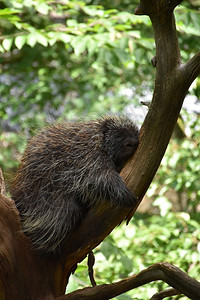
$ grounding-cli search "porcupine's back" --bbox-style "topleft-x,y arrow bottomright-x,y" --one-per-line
11,116 -> 139,254
11,121 -> 104,253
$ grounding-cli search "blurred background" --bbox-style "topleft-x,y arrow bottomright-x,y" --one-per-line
0,0 -> 200,299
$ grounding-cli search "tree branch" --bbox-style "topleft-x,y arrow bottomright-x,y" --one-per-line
135,0 -> 183,16
150,288 -> 181,300
182,51 -> 200,85
122,0 -> 185,215
56,263 -> 200,300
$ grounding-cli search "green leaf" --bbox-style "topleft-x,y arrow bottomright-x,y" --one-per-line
35,2 -> 50,15
86,37 -> 97,57
66,19 -> 78,27
0,8 -> 20,15
35,32 -> 48,47
113,48 -> 129,63
2,38 -> 13,51
138,38 -> 154,50
82,6 -> 104,17
15,35 -> 27,50
153,196 -> 172,217
58,33 -> 72,44
120,255 -> 133,272
27,33 -> 37,47
71,36 -> 88,56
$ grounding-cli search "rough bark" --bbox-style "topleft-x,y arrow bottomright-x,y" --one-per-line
0,0 -> 200,299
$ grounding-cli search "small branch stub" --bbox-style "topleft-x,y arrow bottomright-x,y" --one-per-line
87,250 -> 96,287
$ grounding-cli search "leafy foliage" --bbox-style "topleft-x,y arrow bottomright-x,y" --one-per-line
0,1 -> 200,298
0,1 -> 199,130
149,112 -> 200,214
68,210 -> 200,299
0,0 -> 153,126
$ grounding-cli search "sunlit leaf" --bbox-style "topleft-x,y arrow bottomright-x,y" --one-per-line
71,36 -> 88,56
35,2 -> 50,15
35,32 -> 48,47
153,196 -> 172,217
0,8 -> 20,15
2,38 -> 13,51
27,33 -> 37,47
15,35 -> 26,49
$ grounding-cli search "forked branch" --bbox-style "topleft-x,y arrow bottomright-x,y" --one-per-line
56,263 -> 200,300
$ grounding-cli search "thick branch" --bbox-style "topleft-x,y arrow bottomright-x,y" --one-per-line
122,0 -> 185,213
56,263 -> 200,300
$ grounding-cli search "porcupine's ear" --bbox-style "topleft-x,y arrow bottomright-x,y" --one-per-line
100,117 -> 114,135
101,119 -> 109,135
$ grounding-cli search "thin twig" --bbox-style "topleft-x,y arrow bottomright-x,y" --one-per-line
150,288 -> 181,300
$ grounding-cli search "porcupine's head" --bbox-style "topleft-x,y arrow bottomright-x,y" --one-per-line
101,116 -> 139,172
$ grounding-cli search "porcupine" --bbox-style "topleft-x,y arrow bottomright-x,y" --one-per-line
11,116 -> 139,254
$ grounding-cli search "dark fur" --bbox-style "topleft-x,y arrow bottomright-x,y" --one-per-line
11,116 -> 139,254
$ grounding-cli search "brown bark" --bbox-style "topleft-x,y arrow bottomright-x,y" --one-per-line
0,0 -> 200,299
0,192 -> 61,299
